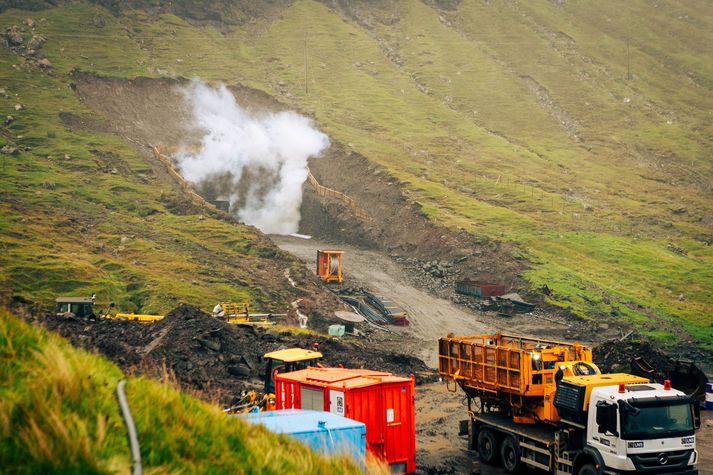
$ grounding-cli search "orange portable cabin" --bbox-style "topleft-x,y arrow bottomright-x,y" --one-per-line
275,367 -> 416,474
316,250 -> 343,283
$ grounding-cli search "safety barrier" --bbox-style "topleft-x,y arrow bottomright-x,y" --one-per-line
151,145 -> 216,210
307,172 -> 370,220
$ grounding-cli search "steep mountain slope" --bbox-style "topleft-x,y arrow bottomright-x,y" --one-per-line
1,0 -> 711,346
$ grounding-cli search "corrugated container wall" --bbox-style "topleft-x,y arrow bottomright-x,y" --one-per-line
275,368 -> 416,474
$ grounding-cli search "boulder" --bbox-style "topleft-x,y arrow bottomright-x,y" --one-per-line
37,58 -> 52,69
93,15 -> 106,28
5,26 -> 23,46
26,35 -> 46,52
1,145 -> 19,155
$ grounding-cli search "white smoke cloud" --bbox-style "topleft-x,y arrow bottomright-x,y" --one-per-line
176,80 -> 330,235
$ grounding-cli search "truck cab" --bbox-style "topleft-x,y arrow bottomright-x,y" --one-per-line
586,382 -> 698,474
55,296 -> 96,318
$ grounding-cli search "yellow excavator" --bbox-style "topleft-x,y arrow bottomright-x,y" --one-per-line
55,296 -> 163,323
226,348 -> 324,413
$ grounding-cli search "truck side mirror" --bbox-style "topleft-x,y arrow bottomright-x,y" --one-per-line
693,401 -> 701,429
596,400 -> 619,437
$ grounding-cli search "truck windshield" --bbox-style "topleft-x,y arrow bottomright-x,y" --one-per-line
621,400 -> 694,440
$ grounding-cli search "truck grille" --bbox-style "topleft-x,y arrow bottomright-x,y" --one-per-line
630,449 -> 693,473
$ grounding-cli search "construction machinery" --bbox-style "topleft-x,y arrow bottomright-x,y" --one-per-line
55,296 -> 97,318
212,302 -> 280,326
316,250 -> 343,283
55,296 -> 164,323
439,333 -> 700,474
226,348 -> 324,413
109,313 -> 164,323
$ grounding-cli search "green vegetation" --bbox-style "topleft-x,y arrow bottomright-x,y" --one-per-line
0,5 -> 304,314
0,0 -> 711,345
0,309 -> 374,473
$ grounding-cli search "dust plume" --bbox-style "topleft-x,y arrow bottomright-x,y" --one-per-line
176,80 -> 330,234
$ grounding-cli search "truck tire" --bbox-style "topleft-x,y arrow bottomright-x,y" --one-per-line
500,436 -> 522,473
578,464 -> 597,475
477,428 -> 499,465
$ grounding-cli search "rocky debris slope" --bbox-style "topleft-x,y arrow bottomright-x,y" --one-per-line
40,304 -> 435,405
593,338 -> 709,400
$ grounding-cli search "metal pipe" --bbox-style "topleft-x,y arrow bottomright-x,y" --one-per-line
116,379 -> 143,475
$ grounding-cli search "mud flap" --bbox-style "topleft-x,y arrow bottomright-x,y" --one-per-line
467,419 -> 477,451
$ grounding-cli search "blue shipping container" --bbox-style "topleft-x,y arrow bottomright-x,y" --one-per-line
239,409 -> 366,464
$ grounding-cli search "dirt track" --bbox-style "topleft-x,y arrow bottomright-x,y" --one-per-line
272,235 -> 492,367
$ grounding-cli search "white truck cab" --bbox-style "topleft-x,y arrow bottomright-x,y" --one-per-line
588,382 -> 698,474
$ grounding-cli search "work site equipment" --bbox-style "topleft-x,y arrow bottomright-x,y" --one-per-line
107,313 -> 164,323
225,348 -> 324,414
316,250 -> 343,283
213,302 -> 282,326
439,332 -> 700,475
338,289 -> 408,327
56,297 -> 163,323
240,410 -> 367,465
55,296 -> 96,318
275,367 -> 416,474
439,332 -> 597,424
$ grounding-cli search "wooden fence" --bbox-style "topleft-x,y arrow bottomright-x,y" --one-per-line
152,145 -> 216,211
307,172 -> 370,220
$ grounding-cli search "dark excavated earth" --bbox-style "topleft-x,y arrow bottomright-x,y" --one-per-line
39,304 -> 436,405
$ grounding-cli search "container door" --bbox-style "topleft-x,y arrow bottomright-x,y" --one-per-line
329,390 -> 346,416
300,386 -> 325,411
384,383 -> 416,474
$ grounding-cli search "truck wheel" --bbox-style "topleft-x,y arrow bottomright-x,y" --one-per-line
500,436 -> 522,473
578,464 -> 597,475
476,428 -> 499,465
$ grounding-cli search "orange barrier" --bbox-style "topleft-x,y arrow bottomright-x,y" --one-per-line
151,145 -> 217,211
307,172 -> 369,220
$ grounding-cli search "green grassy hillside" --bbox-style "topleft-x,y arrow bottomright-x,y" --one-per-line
0,4 -> 323,314
1,0 -> 711,345
0,309 -> 373,473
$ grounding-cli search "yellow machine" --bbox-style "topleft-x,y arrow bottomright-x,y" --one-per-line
316,250 -> 343,283
215,302 -> 276,326
438,333 -> 700,475
226,348 -> 323,413
438,332 -> 613,424
109,313 -> 164,323
55,297 -> 163,323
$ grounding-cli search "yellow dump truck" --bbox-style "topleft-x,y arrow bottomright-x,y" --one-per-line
439,333 -> 700,474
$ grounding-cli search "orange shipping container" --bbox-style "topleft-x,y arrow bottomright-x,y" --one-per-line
275,367 -> 416,474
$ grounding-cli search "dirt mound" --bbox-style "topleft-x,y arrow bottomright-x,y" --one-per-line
593,339 -> 709,400
40,304 -> 435,404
